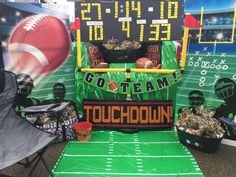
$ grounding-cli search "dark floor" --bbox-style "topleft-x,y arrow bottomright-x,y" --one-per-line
189,144 -> 236,177
1,142 -> 236,177
0,142 -> 66,177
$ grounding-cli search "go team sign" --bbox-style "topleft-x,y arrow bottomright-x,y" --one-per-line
83,100 -> 173,129
75,0 -> 184,41
83,71 -> 182,94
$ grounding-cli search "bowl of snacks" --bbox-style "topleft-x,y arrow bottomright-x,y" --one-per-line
103,38 -> 143,63
176,106 -> 225,153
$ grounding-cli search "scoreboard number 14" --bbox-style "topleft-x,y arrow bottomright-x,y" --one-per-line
78,0 -> 182,41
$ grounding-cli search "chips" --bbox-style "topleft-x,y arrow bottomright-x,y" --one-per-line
103,38 -> 141,50
176,106 -> 225,138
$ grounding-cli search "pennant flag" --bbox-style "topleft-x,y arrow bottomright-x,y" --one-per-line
83,73 -> 96,86
70,18 -> 80,31
185,14 -> 202,28
132,82 -> 144,94
107,81 -> 118,93
82,72 -> 181,94
118,82 -> 130,94
94,77 -> 107,90
145,80 -> 157,93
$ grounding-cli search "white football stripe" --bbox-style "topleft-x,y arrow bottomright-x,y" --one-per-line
9,43 -> 49,66
145,61 -> 153,68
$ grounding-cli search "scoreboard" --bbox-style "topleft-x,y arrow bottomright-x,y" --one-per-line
75,0 -> 184,42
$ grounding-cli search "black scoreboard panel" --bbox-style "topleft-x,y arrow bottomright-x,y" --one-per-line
75,0 -> 184,42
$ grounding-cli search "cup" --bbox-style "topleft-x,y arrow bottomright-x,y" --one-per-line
74,122 -> 92,142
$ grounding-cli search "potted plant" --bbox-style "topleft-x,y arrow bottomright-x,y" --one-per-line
176,106 -> 225,153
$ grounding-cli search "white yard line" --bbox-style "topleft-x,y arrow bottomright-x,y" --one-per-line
69,141 -> 179,144
63,154 -> 192,158
53,172 -> 203,176
187,54 -> 236,58
93,131 -> 176,133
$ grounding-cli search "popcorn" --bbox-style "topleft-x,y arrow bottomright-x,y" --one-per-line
176,105 -> 224,138
103,38 -> 141,50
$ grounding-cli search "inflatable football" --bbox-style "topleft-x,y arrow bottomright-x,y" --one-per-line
135,57 -> 154,69
8,15 -> 71,74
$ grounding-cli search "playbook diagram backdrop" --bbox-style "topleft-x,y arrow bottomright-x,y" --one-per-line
0,2 -> 76,112
176,0 -> 236,140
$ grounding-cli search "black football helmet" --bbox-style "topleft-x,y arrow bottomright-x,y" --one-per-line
188,90 -> 205,107
16,73 -> 34,96
215,78 -> 235,100
53,83 -> 66,101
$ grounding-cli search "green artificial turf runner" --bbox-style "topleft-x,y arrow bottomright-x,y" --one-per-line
52,131 -> 204,177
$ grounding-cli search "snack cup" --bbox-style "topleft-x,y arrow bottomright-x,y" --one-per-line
74,122 -> 92,142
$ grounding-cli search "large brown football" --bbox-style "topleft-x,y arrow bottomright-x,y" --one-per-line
135,57 -> 154,69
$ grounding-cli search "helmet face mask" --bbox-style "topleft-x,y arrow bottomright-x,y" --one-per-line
53,83 -> 66,101
188,90 -> 205,108
189,95 -> 205,107
17,85 -> 32,95
16,74 -> 34,96
215,78 -> 235,101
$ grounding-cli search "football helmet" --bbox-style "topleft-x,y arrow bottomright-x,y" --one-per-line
53,83 -> 66,101
188,90 -> 205,107
215,78 -> 235,100
16,73 -> 34,96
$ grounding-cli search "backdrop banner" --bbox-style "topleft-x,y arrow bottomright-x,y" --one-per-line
83,70 -> 182,94
177,0 -> 236,141
0,2 -> 76,116
83,99 -> 173,129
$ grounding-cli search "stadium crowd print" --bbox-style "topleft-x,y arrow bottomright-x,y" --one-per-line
0,2 -> 76,115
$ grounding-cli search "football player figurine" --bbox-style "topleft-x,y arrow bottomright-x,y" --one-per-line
214,78 -> 236,119
13,73 -> 40,114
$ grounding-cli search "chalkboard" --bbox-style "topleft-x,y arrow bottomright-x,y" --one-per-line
75,0 -> 184,42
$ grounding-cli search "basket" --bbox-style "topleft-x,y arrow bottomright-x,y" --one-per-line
219,117 -> 236,140
103,48 -> 144,64
176,127 -> 223,153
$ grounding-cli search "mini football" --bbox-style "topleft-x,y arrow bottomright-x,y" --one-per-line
8,15 -> 71,74
135,57 -> 154,69
108,81 -> 118,92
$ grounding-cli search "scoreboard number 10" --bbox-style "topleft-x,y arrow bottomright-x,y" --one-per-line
89,25 -> 104,41
79,0 -> 181,41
